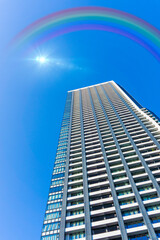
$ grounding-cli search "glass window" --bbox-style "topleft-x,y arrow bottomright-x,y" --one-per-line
41,234 -> 59,240
142,195 -> 157,201
52,173 -> 65,179
70,210 -> 84,216
48,193 -> 63,201
69,232 -> 85,240
49,186 -> 63,193
45,211 -> 61,220
47,202 -> 62,210
54,162 -> 65,167
151,216 -> 160,223
42,222 -> 60,232
146,205 -> 160,211
53,167 -> 65,174
55,158 -> 66,163
125,221 -> 144,229
128,234 -> 149,240
70,220 -> 84,227
117,190 -> 132,196
122,209 -> 139,216
51,179 -> 64,186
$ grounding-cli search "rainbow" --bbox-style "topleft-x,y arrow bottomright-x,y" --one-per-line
9,6 -> 160,61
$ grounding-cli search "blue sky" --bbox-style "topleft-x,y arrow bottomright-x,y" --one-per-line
0,0 -> 160,239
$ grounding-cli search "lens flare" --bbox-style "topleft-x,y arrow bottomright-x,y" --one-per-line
36,56 -> 47,63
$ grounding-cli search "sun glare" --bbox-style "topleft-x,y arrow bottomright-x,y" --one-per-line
36,56 -> 47,63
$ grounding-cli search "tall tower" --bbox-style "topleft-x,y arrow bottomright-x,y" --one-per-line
41,81 -> 160,240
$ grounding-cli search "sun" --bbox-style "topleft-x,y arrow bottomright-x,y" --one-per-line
36,56 -> 48,64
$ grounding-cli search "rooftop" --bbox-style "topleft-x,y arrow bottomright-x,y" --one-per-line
68,80 -> 114,92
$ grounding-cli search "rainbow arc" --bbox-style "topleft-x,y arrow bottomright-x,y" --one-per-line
9,6 -> 160,61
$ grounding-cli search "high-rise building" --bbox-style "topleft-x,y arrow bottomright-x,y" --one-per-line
41,81 -> 160,240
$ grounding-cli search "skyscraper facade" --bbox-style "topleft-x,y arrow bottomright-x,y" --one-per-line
41,81 -> 160,240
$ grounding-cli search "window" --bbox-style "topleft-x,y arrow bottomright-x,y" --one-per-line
142,195 -> 157,201
47,202 -> 62,210
146,205 -> 160,211
48,193 -> 63,201
41,234 -> 59,240
42,222 -> 60,232
122,209 -> 139,216
70,191 -> 83,197
45,211 -> 61,220
151,216 -> 160,223
51,179 -> 64,186
69,232 -> 85,239
119,199 -> 135,206
125,220 -> 144,229
53,167 -> 65,174
117,190 -> 132,196
49,186 -> 63,193
156,231 -> 160,237
52,173 -> 65,179
70,209 -> 84,216
70,220 -> 84,227
54,162 -> 65,167
128,234 -> 149,240
70,200 -> 83,206
138,186 -> 153,192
